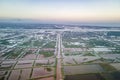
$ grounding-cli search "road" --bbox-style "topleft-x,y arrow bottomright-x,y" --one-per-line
56,33 -> 63,80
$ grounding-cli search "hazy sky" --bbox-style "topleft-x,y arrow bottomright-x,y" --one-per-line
0,0 -> 120,23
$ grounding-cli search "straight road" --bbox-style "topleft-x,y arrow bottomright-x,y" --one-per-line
56,33 -> 63,80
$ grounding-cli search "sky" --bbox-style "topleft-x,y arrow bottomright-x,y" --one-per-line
0,0 -> 120,25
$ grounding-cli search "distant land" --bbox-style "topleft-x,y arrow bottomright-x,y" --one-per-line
0,19 -> 120,29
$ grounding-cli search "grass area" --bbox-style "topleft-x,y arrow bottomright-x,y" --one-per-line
17,35 -> 27,39
64,51 -> 82,56
64,51 -> 94,56
33,40 -> 41,46
107,31 -> 120,36
42,41 -> 56,48
64,73 -> 105,80
7,48 -> 23,59
110,71 -> 120,80
99,63 -> 116,71
39,51 -> 54,57
0,76 -> 5,80
83,52 -> 95,56
25,50 -> 33,54
20,40 -> 32,46
86,39 -> 114,47
63,42 -> 83,48
0,66 -> 12,70
63,38 -> 84,43
45,67 -> 52,72
112,46 -> 120,54
21,49 -> 34,58
2,49 -> 16,58
33,40 -> 46,47
36,63 -> 45,66
0,39 -> 10,45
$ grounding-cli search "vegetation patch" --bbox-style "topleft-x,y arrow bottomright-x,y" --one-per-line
64,73 -> 105,80
39,51 -> 54,57
99,63 -> 116,71
42,41 -> 56,48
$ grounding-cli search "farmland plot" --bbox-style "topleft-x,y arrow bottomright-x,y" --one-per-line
110,63 -> 120,70
64,74 -> 105,80
1,60 -> 16,70
19,69 -> 31,80
35,59 -> 55,66
38,77 -> 54,80
21,49 -> 37,60
15,60 -> 33,69
31,67 -> 54,78
63,57 -> 76,65
8,70 -> 20,80
64,64 -> 104,75
35,60 -> 48,66
74,56 -> 99,64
